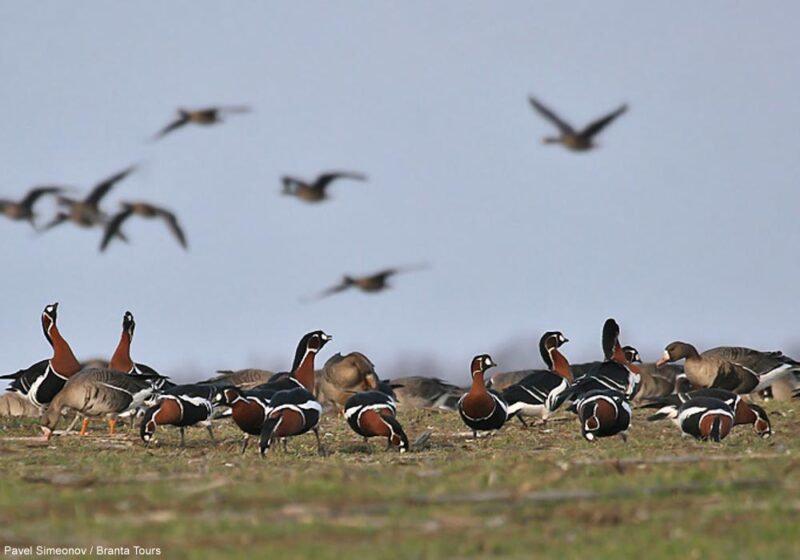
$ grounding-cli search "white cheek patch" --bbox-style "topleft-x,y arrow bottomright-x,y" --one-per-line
662,350 -> 670,361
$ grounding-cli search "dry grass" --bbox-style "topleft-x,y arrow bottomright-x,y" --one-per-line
1,402 -> 799,559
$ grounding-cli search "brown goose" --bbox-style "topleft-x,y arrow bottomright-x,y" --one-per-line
0,187 -> 63,228
390,376 -> 465,410
317,352 -> 378,411
41,166 -> 135,233
621,347 -> 681,404
281,171 -> 366,203
100,201 -> 187,251
41,368 -> 159,440
153,106 -> 251,140
198,369 -> 276,390
656,342 -> 799,394
306,265 -> 427,300
528,96 -> 627,151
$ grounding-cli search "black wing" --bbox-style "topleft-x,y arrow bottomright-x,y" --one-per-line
20,187 -> 63,209
156,208 -> 188,249
100,208 -> 135,251
308,279 -> 353,300
579,104 -> 628,139
313,172 -> 367,192
154,114 -> 190,140
86,166 -> 135,206
528,97 -> 575,135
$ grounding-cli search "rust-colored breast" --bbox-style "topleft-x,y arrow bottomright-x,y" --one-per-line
359,410 -> 391,438
153,399 -> 183,426
462,390 -> 495,418
271,409 -> 305,437
698,414 -> 732,439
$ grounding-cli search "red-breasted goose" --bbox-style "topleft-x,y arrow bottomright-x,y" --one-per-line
576,389 -> 632,441
258,331 -> 332,456
281,171 -> 366,203
546,319 -> 640,414
41,166 -> 135,233
344,382 -> 408,452
141,384 -> 231,447
528,97 -> 628,152
652,397 -> 735,442
41,368 -> 161,440
153,106 -> 251,140
1,303 -> 81,408
458,354 -> 508,437
100,202 -> 187,252
645,388 -> 771,438
0,187 -> 63,228
502,331 -> 573,425
656,342 -> 799,394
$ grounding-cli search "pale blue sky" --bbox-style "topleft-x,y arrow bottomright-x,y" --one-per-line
2,2 -> 799,383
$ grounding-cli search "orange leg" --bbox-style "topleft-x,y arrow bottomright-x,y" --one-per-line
108,418 -> 117,435
79,418 -> 90,436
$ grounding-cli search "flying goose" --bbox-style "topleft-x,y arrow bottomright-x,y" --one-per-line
281,171 -> 366,203
41,368 -> 161,440
528,96 -> 627,151
656,342 -> 798,394
0,187 -> 63,228
41,166 -> 135,232
100,201 -> 187,251
306,265 -> 427,300
153,106 -> 251,140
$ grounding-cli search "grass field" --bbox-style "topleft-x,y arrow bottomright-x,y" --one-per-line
1,402 -> 799,559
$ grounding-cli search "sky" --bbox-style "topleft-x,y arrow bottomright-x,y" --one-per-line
1,2 -> 800,385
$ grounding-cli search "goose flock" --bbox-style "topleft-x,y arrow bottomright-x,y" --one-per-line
1,304 -> 796,453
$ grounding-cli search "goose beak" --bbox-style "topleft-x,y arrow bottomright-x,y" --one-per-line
655,351 -> 671,368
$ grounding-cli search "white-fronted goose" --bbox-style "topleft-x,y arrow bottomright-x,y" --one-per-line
41,368 -> 160,440
621,346 -> 681,404
200,368 -> 276,390
645,388 -> 771,438
390,376 -> 464,410
0,187 -> 63,228
317,352 -> 378,411
528,97 -> 628,151
100,202 -> 187,252
656,342 -> 798,394
153,106 -> 251,140
1,303 -> 81,408
575,389 -> 632,441
282,171 -> 366,203
458,355 -> 508,437
41,166 -> 135,232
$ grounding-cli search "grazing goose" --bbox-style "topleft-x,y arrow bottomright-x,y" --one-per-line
306,265 -> 427,300
0,187 -> 63,228
390,376 -> 464,410
458,355 -> 508,437
546,319 -> 640,414
344,382 -> 408,452
41,368 -> 160,440
154,106 -> 251,140
502,331 -> 573,425
651,397 -> 735,442
199,369 -> 275,390
281,171 -> 366,203
141,384 -> 231,447
1,303 -> 81,408
621,347 -> 681,403
258,331 -> 333,456
575,390 -> 632,441
656,342 -> 798,394
100,202 -> 187,251
528,97 -> 628,151
41,166 -> 135,233
645,388 -> 771,438
317,352 -> 378,411
0,392 -> 40,418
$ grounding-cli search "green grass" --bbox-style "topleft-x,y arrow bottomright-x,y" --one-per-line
1,403 -> 799,559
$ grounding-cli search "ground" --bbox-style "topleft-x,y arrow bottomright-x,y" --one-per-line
1,403 -> 799,559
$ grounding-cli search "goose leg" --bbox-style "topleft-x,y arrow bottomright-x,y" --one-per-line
282,438 -> 288,453
65,413 -> 82,433
108,418 -> 117,435
79,418 -> 90,437
179,427 -> 185,448
241,435 -> 250,454
313,427 -> 327,457
516,416 -> 529,428
206,424 -> 216,444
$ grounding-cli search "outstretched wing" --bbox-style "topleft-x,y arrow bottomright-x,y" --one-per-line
154,114 -> 190,140
99,208 -> 134,251
579,104 -> 628,139
528,97 -> 575,135
305,279 -> 353,301
313,172 -> 367,192
20,187 -> 63,209
87,166 -> 135,206
156,207 -> 188,249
